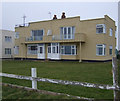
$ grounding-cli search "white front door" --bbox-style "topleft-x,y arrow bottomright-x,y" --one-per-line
38,44 -> 45,59
47,43 -> 60,60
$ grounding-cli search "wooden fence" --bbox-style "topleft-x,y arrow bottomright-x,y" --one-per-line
1,57 -> 120,100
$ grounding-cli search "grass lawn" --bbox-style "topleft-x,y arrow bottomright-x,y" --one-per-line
2,84 -> 73,99
2,60 -> 114,99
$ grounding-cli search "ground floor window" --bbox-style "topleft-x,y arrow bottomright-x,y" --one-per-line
96,44 -> 106,56
61,45 -> 76,55
5,48 -> 11,55
14,46 -> 19,55
48,43 -> 59,54
27,44 -> 37,55
109,45 -> 112,55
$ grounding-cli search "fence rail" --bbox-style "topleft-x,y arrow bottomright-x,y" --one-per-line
0,72 -> 119,91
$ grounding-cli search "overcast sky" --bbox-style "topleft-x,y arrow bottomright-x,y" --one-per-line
2,2 -> 119,48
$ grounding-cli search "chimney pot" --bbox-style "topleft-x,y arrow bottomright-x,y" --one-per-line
61,12 -> 66,19
53,15 -> 57,20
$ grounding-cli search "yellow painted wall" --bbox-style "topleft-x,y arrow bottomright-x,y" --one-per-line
15,15 -> 116,61
79,15 -> 116,60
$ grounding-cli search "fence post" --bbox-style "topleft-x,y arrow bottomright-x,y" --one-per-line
112,57 -> 120,100
31,68 -> 37,89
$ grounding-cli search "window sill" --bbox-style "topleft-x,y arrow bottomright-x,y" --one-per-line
96,54 -> 106,56
61,54 -> 76,56
96,33 -> 106,34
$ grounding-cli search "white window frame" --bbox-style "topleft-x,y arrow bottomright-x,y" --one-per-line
15,32 -> 19,39
96,24 -> 106,34
62,27 -> 75,39
14,46 -> 19,55
27,44 -> 38,55
31,29 -> 44,41
5,36 -> 12,42
5,48 -> 11,55
47,30 -> 52,36
51,43 -> 59,54
109,45 -> 112,55
96,44 -> 106,56
109,28 -> 113,36
61,45 -> 76,55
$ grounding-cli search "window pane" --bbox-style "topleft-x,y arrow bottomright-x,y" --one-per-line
96,28 -> 103,33
48,47 -> 51,53
5,48 -> 11,54
27,45 -> 37,54
60,27 -> 63,39
32,30 -> 43,40
57,46 -> 59,53
31,46 -> 37,50
109,46 -> 112,55
40,47 -> 43,53
109,28 -> 113,36
98,47 -> 103,55
65,46 -> 71,55
72,49 -> 75,55
61,46 -> 64,54
52,47 -> 55,53
14,46 -> 19,55
104,47 -> 106,55
64,28 -> 67,39
68,27 -> 71,39
71,26 -> 75,39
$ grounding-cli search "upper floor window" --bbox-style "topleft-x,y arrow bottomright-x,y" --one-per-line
109,45 -> 112,55
15,32 -> 19,39
5,48 -> 11,55
31,30 -> 44,41
60,26 -> 75,40
109,28 -> 113,36
5,36 -> 12,42
96,44 -> 106,56
47,30 -> 52,36
96,24 -> 106,34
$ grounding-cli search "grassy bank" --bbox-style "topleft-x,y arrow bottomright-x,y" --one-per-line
2,84 -> 73,99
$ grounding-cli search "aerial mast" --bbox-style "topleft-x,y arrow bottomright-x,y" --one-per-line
48,12 -> 51,19
22,14 -> 26,26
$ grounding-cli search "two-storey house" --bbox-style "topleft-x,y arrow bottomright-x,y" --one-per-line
14,14 -> 116,62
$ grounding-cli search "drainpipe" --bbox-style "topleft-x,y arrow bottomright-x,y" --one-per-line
79,42 -> 82,62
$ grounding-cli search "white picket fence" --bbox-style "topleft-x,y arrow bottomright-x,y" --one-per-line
1,57 -> 120,100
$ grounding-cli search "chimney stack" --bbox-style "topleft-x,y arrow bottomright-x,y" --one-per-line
53,15 -> 57,20
61,12 -> 66,19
